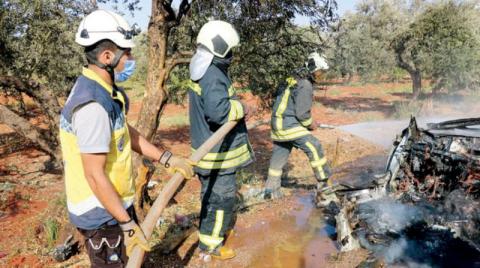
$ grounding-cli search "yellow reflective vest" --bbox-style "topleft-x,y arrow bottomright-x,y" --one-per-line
59,68 -> 134,230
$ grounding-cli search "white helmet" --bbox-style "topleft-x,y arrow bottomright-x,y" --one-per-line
196,20 -> 240,58
307,52 -> 329,73
75,9 -> 138,48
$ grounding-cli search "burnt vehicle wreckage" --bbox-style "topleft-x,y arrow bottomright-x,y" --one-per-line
330,117 -> 480,267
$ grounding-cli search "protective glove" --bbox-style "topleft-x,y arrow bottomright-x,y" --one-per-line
166,155 -> 196,179
119,220 -> 151,257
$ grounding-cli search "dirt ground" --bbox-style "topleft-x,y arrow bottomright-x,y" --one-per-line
0,81 -> 473,267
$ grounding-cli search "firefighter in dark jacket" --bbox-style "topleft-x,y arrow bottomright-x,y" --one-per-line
264,52 -> 337,207
188,20 -> 253,260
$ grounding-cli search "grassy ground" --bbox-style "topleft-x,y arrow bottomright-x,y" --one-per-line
160,114 -> 189,128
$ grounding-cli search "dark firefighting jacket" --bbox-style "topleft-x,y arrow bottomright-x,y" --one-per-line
188,57 -> 253,175
270,76 -> 314,142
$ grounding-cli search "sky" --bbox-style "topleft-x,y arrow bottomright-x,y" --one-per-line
98,0 -> 360,32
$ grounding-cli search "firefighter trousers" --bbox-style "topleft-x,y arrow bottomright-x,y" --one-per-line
198,171 -> 237,251
266,134 -> 332,191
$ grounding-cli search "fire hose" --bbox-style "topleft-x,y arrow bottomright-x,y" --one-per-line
126,120 -> 239,268
126,118 -> 336,267
50,118 -> 335,265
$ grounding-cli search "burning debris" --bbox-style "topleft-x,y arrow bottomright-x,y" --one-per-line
334,117 -> 480,267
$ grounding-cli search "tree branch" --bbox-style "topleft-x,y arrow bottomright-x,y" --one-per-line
0,104 -> 57,159
392,36 -> 416,74
177,50 -> 194,58
162,1 -> 176,22
172,58 -> 191,66
164,56 -> 191,83
165,0 -> 194,29
149,1 -> 166,29
176,0 -> 192,23
0,75 -> 61,137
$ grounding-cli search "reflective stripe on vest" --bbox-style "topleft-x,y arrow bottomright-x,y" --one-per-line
274,77 -> 297,131
60,68 -> 134,218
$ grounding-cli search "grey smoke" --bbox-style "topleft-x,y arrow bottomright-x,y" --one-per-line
355,197 -> 434,267
338,94 -> 480,149
358,197 -> 423,234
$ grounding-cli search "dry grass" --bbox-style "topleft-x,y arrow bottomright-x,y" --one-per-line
160,114 -> 189,127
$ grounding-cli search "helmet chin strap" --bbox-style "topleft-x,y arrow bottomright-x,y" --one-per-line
86,49 -> 125,87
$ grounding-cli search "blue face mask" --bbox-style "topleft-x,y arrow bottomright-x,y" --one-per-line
115,60 -> 136,82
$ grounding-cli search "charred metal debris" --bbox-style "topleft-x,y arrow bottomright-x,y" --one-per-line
332,117 -> 480,267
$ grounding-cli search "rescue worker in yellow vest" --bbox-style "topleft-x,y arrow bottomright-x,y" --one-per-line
265,52 -> 337,207
188,21 -> 254,260
59,10 -> 194,267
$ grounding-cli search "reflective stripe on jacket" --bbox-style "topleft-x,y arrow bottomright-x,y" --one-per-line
188,63 -> 253,175
271,77 -> 314,141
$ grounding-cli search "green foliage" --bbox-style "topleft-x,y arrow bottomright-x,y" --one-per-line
330,0 -> 404,81
166,66 -> 191,105
421,2 -> 480,92
392,1 -> 480,93
167,0 -> 338,103
390,67 -> 408,82
233,26 -> 318,101
2,0 -> 338,105
102,1 -> 338,106
44,218 -> 59,248
117,78 -> 145,101
330,0 -> 480,95
0,0 -> 91,95
130,32 -> 148,85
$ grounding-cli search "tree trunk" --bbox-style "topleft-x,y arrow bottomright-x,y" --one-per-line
411,70 -> 422,99
131,4 -> 170,217
393,40 -> 423,100
134,0 -> 193,141
0,104 -> 60,162
431,77 -> 442,96
134,159 -> 156,221
131,1 -> 194,218
135,4 -> 169,141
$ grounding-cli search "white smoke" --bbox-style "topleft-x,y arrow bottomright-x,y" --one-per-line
359,197 -> 422,234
